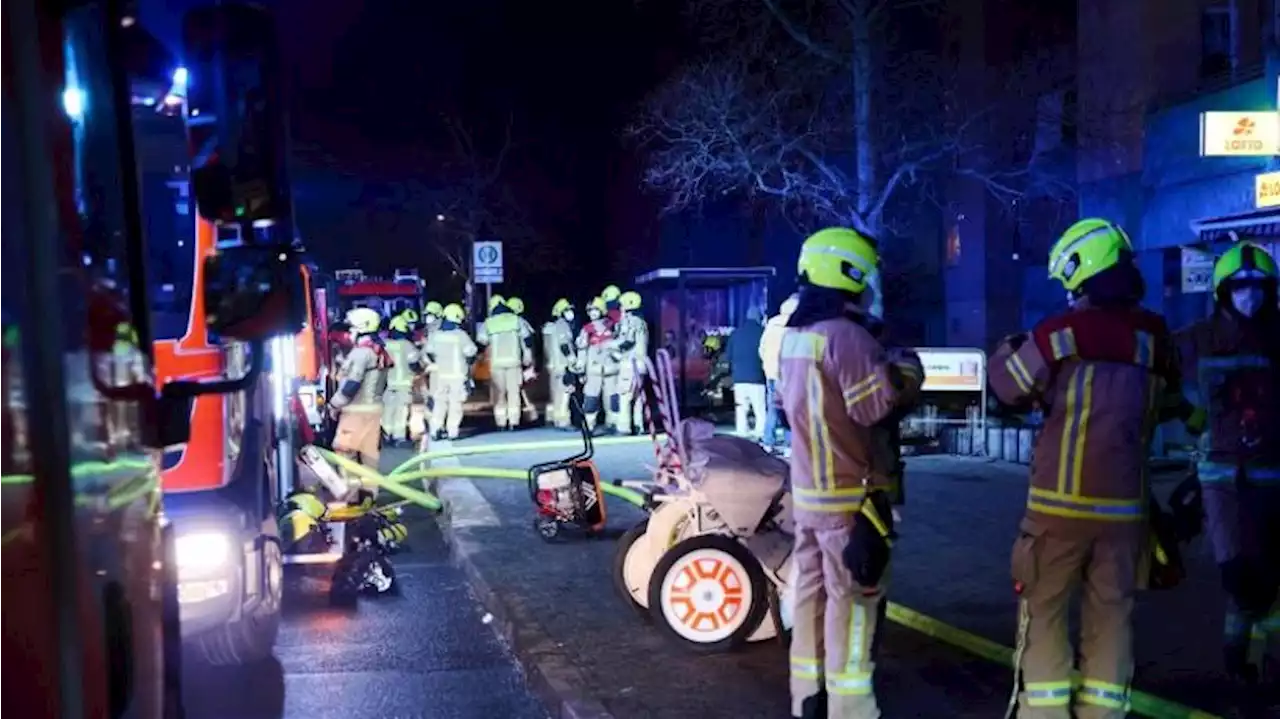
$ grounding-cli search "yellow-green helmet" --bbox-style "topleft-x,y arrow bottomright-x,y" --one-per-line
389,315 -> 411,333
442,303 -> 466,323
1048,218 -> 1133,292
797,227 -> 879,295
488,294 -> 507,313
398,308 -> 419,325
551,298 -> 572,317
601,285 -> 621,302
424,301 -> 444,317
1212,241 -> 1277,292
620,291 -> 642,311
507,297 -> 526,314
588,297 -> 607,314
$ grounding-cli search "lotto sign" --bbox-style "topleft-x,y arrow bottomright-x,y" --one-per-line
915,348 -> 985,392
1200,112 -> 1280,157
472,240 -> 504,284
1256,171 -> 1280,208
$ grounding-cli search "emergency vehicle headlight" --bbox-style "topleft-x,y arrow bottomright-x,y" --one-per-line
174,532 -> 232,576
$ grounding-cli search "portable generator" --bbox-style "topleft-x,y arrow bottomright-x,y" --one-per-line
528,403 -> 607,541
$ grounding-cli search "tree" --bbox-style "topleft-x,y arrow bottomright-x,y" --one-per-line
627,0 -> 1077,239
421,114 -> 553,318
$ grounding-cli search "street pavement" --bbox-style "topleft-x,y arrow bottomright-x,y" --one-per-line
388,426 -> 1250,718
180,504 -> 548,719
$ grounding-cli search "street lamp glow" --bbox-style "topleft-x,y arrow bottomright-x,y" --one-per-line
62,87 -> 86,120
436,214 -> 446,222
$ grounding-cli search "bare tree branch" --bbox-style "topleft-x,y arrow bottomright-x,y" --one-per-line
628,0 -> 1083,238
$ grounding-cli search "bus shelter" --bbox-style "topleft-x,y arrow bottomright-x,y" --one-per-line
633,266 -> 775,412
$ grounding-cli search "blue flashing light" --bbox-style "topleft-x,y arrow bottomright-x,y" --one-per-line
172,67 -> 188,87
62,87 -> 85,120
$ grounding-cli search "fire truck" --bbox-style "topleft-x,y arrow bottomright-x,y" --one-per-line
3,2 -> 304,715
334,267 -> 426,321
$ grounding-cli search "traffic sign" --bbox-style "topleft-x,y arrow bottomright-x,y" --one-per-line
472,240 -> 503,284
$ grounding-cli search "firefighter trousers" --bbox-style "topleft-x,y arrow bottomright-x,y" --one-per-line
546,370 -> 572,428
381,387 -> 412,441
612,367 -> 642,434
790,523 -> 884,719
1012,518 -> 1141,719
581,372 -> 618,431
428,374 -> 467,439
1205,482 -> 1280,674
734,382 -> 767,439
490,366 -> 523,429
333,408 -> 382,498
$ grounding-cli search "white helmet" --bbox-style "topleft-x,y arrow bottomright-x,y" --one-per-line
346,307 -> 382,334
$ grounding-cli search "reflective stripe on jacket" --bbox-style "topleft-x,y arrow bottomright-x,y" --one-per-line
988,306 -> 1183,533
778,317 -> 921,527
542,319 -> 577,372
478,313 -> 527,369
423,329 -> 477,380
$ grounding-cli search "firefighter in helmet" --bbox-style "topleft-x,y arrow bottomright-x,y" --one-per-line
330,307 -> 392,494
423,303 -> 478,440
506,296 -> 539,424
612,290 -> 649,434
601,284 -> 623,326
780,227 -> 922,719
423,301 -> 444,335
382,311 -> 424,447
542,298 -> 579,429
1173,240 -> 1280,686
989,219 -> 1194,718
476,295 -> 529,430
575,297 -> 618,433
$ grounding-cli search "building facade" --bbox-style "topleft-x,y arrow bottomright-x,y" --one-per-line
1075,0 -> 1280,330
942,0 -> 1079,349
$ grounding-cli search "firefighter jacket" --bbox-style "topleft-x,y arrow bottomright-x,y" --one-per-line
384,337 -> 424,391
988,305 -> 1185,536
542,319 -> 577,372
517,316 -> 536,355
1174,309 -> 1280,486
424,328 -> 478,380
331,335 -> 391,411
613,313 -> 650,378
477,313 -> 528,369
760,314 -> 792,382
576,319 -> 618,377
778,317 -> 923,528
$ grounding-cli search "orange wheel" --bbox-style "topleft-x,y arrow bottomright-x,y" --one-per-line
648,534 -> 768,653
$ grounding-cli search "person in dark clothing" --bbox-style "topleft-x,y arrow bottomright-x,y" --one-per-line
726,305 -> 767,439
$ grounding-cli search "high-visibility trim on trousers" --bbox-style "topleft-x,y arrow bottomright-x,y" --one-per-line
794,486 -> 870,513
1024,680 -> 1072,707
1077,678 -> 1130,710
1197,461 -> 1280,485
1027,487 -> 1144,522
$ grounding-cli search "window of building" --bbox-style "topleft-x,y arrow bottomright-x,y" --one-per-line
1200,4 -> 1235,79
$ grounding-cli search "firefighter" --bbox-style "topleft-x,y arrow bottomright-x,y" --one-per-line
423,301 -> 444,335
575,297 -> 618,433
382,313 -> 424,447
330,307 -> 392,494
542,298 -> 579,429
423,303 -> 478,440
601,284 -> 623,326
506,296 -> 540,424
612,290 -> 650,434
989,219 -> 1192,719
476,295 -> 528,430
780,228 -> 922,719
1173,240 -> 1280,686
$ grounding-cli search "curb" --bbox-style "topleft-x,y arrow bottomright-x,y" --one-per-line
429,475 -> 616,719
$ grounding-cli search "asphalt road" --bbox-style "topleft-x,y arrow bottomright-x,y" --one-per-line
387,427 -> 1249,718
180,507 -> 548,719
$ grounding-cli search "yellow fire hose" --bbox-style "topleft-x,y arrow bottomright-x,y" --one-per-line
315,447 -> 650,513
384,433 -> 662,477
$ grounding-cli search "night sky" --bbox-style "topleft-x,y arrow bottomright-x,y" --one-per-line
140,0 -> 683,309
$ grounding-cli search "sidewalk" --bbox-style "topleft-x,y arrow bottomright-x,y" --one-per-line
388,430 -> 1242,718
